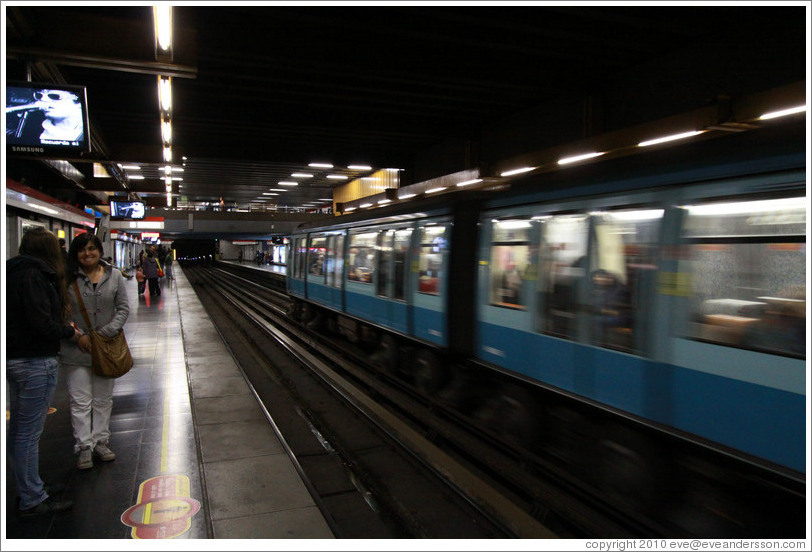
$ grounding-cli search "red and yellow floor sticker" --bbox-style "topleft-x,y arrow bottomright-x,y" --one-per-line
122,474 -> 201,539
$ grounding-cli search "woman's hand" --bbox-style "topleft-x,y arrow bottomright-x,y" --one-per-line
77,334 -> 93,354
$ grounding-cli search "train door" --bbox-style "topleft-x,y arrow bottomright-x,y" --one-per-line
305,234 -> 330,304
345,228 -> 380,321
410,220 -> 450,346
374,227 -> 412,334
476,215 -> 540,374
288,235 -> 307,297
322,232 -> 344,310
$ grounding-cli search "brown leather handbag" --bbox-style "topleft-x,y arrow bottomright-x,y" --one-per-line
72,280 -> 133,378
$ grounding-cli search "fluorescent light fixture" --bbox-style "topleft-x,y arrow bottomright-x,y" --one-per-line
163,146 -> 172,162
348,165 -> 372,170
327,175 -> 348,180
262,192 -> 279,196
378,199 -> 392,205
128,175 -> 145,180
268,188 -> 286,192
29,203 -> 59,215
496,220 -> 532,230
319,198 -> 332,201
291,173 -> 314,178
500,167 -> 535,177
426,187 -> 447,194
154,5 -> 172,51
344,206 -> 357,212
161,119 -> 172,143
758,105 -> 806,120
171,166 -> 184,172
638,130 -> 703,147
278,181 -> 298,186
602,209 -> 664,221
457,178 -> 483,187
158,76 -> 172,112
164,166 -> 172,176
399,193 -> 417,200
558,152 -> 605,165
120,165 -> 141,170
685,197 -> 806,216
309,163 -> 333,169
360,203 -> 373,208
172,177 -> 183,181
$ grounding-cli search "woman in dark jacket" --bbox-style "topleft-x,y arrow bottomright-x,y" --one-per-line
6,227 -> 81,516
142,250 -> 161,297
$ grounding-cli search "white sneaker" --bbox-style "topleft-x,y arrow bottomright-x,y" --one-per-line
94,441 -> 116,462
77,447 -> 93,470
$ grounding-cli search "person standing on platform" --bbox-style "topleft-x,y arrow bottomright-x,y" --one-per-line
163,248 -> 174,280
142,249 -> 161,296
6,227 -> 80,516
62,233 -> 130,470
58,237 -> 69,265
135,264 -> 146,295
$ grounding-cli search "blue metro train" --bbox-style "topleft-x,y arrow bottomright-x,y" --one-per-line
288,121 -> 806,477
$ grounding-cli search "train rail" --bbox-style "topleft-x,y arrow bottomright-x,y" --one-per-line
186,264 -> 545,538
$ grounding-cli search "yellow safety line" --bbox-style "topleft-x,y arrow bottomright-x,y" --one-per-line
161,314 -> 173,473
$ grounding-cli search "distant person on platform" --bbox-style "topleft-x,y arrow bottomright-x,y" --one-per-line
163,249 -> 174,280
142,250 -> 161,297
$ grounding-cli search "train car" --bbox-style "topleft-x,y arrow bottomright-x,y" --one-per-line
289,202 -> 460,350
287,119 -> 806,481
474,125 -> 806,476
5,178 -> 97,258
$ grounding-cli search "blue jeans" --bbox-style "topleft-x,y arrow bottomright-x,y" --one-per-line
6,357 -> 58,510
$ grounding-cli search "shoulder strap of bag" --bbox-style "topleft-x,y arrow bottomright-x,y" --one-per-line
72,280 -> 93,329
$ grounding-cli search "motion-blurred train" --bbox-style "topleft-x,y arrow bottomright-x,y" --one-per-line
287,120 -> 807,490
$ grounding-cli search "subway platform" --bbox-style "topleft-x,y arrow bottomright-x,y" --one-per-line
3,265 -> 334,541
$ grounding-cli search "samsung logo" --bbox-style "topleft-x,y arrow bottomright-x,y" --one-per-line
11,146 -> 45,153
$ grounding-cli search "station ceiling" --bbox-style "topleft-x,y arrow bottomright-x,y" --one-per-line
4,5 -> 807,211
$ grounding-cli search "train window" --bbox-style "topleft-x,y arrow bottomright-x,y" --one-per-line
308,237 -> 327,279
417,225 -> 447,295
590,209 -> 663,354
393,228 -> 412,300
683,197 -> 806,358
538,215 -> 589,340
489,219 -> 532,309
348,230 -> 377,283
377,230 -> 394,297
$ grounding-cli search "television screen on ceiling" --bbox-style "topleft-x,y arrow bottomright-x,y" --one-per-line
110,200 -> 145,219
5,81 -> 91,157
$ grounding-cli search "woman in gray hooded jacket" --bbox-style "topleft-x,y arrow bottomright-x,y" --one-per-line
61,233 -> 130,470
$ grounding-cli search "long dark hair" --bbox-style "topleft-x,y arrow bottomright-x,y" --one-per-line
67,232 -> 104,276
18,226 -> 70,320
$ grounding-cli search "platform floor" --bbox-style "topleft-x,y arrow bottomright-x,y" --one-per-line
4,265 -> 334,541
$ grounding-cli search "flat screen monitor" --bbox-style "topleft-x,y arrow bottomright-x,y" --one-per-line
110,200 -> 145,219
6,81 -> 91,157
